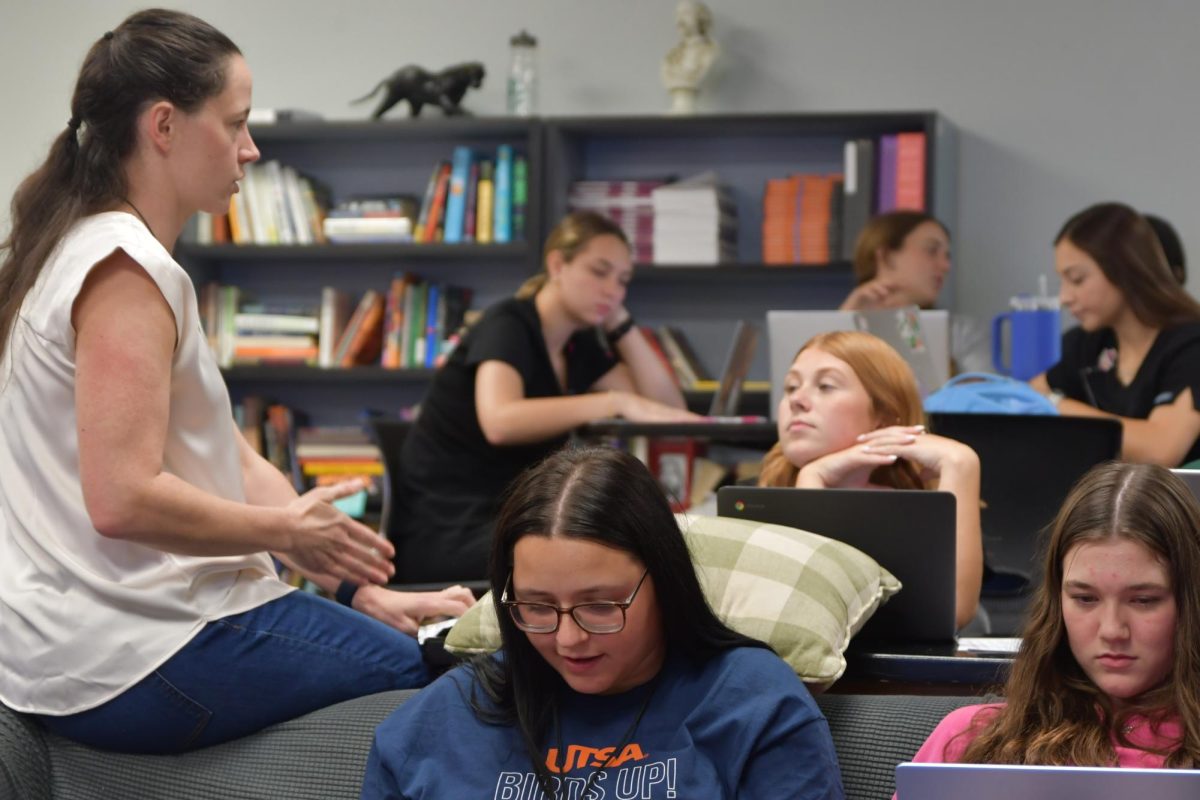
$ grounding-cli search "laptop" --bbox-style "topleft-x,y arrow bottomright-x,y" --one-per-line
766,309 -> 951,419
853,307 -> 945,398
706,320 -> 762,419
1170,468 -> 1200,503
716,486 -> 957,642
896,762 -> 1200,800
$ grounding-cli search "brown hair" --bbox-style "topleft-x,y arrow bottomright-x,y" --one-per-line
514,210 -> 631,299
0,9 -> 240,364
758,330 -> 925,489
852,211 -> 949,285
1055,203 -> 1200,327
959,462 -> 1200,767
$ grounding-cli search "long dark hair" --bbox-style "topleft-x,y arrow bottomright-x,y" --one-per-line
469,446 -> 764,792
0,8 -> 240,363
1055,203 -> 1200,328
960,462 -> 1200,766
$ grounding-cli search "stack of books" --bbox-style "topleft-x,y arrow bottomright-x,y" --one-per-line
762,174 -> 845,265
651,172 -> 737,265
322,196 -> 418,243
876,131 -> 927,214
567,179 -> 666,264
201,294 -> 320,367
228,160 -> 329,245
294,426 -> 384,483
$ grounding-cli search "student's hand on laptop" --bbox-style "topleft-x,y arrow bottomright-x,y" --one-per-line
839,278 -> 903,311
613,392 -> 704,423
794,426 -> 925,488
351,584 -> 477,636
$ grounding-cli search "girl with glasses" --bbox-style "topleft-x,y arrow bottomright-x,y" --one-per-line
361,446 -> 845,799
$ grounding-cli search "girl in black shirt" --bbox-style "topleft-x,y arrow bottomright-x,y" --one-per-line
394,212 -> 696,582
1032,203 -> 1200,466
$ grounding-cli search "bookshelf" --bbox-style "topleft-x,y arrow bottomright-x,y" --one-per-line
176,117 -> 543,425
177,112 -> 955,425
542,112 -> 956,382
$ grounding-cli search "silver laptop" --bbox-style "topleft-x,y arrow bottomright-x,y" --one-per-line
766,309 -> 950,419
896,762 -> 1200,800
707,320 -> 760,418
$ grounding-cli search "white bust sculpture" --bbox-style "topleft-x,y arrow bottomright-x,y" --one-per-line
661,0 -> 719,115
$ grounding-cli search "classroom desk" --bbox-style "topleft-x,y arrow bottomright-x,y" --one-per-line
832,640 -> 1014,695
577,418 -> 778,446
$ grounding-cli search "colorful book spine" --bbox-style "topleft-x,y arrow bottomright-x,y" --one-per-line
441,146 -> 473,244
876,134 -> 899,214
423,283 -> 441,369
414,161 -> 446,244
476,160 -> 495,244
463,160 -> 480,243
512,153 -> 528,242
894,132 -> 927,211
423,163 -> 453,243
493,145 -> 514,243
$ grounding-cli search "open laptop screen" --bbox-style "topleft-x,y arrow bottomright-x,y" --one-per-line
896,762 -> 1200,800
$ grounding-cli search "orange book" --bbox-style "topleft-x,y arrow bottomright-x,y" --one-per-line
894,132 -> 927,210
339,292 -> 385,366
422,162 -> 453,243
211,213 -> 231,244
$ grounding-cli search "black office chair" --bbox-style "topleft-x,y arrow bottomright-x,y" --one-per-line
928,412 -> 1122,597
365,416 -> 490,597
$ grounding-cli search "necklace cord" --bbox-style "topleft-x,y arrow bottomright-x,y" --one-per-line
121,198 -> 156,240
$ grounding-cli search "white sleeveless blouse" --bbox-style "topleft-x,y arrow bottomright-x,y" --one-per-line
0,213 -> 292,714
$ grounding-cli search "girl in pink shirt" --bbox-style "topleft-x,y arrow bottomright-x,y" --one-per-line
907,461 -> 1200,776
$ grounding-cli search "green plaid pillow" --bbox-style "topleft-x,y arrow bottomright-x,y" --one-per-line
443,514 -> 900,685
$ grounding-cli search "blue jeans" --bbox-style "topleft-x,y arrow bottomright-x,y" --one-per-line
37,591 -> 428,753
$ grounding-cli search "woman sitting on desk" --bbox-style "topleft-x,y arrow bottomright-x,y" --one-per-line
907,462 -> 1200,770
759,330 -> 983,629
839,211 -> 990,374
362,446 -> 844,799
394,211 -> 696,583
1030,202 -> 1200,467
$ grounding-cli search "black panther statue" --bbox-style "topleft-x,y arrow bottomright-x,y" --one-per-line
352,62 -> 486,118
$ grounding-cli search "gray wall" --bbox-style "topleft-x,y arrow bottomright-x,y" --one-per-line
3,0 -> 1198,324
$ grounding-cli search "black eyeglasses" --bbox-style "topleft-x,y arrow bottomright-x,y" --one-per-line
500,569 -> 650,634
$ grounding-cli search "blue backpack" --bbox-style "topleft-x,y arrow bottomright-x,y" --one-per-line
923,372 -> 1058,415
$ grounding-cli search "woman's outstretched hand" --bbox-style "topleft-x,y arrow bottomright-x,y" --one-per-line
282,480 -> 396,587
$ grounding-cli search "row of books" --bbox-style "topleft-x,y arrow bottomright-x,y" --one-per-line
760,131 -> 928,265
415,144 -> 528,245
840,132 -> 927,258
235,397 -> 384,518
641,326 -> 710,389
189,160 -> 331,246
199,275 -> 473,370
763,174 -> 846,265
